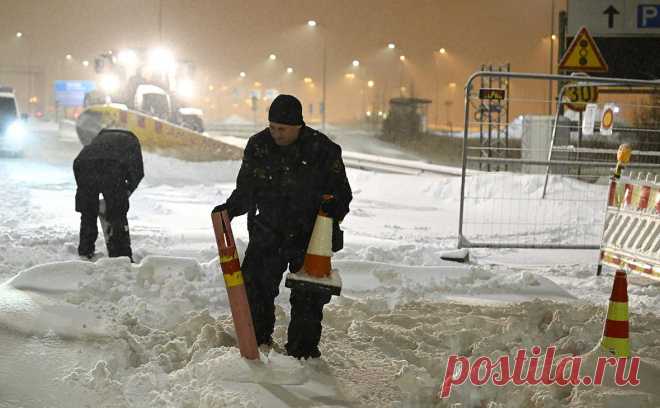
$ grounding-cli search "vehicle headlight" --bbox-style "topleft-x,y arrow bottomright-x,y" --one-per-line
7,120 -> 26,141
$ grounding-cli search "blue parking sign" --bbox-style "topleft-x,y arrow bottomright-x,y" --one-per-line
638,4 -> 660,28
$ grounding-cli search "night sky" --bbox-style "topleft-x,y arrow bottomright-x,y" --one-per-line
0,0 -> 562,125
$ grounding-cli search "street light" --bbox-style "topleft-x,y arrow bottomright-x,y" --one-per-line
307,19 -> 328,131
438,48 -> 446,55
269,54 -> 277,61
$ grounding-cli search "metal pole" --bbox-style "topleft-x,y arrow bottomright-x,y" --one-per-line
458,79 -> 474,249
548,0 -> 555,115
322,33 -> 327,132
158,0 -> 163,43
577,110 -> 583,177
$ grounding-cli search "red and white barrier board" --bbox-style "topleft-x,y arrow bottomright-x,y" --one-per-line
599,174 -> 659,281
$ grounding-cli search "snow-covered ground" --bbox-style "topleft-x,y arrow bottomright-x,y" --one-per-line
0,121 -> 658,407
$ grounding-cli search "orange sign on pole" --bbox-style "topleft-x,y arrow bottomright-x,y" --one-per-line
211,210 -> 259,360
558,26 -> 609,73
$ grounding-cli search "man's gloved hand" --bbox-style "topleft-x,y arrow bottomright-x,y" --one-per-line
320,196 -> 338,218
211,203 -> 228,215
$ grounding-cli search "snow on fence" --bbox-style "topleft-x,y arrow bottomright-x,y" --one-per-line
458,72 -> 660,249
598,172 -> 660,280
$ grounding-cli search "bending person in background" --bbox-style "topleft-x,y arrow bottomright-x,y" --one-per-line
73,129 -> 144,261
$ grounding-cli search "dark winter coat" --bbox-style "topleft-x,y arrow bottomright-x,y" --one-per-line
73,129 -> 144,194
73,129 -> 144,217
225,126 -> 352,252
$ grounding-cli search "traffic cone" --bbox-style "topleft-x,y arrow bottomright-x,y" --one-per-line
600,270 -> 630,357
285,196 -> 342,296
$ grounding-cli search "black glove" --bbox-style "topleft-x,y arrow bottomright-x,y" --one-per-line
211,203 -> 228,215
320,196 -> 338,218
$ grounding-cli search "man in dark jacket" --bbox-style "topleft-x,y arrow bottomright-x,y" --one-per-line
213,94 -> 352,359
74,129 -> 144,261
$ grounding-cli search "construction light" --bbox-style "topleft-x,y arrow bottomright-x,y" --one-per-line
117,49 -> 138,66
148,47 -> 176,73
177,78 -> 195,99
99,73 -> 120,93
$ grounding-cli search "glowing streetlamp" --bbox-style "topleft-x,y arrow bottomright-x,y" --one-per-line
438,48 -> 446,55
308,19 -> 328,130
269,54 -> 277,61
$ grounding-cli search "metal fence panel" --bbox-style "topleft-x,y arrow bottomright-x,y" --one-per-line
458,72 -> 660,249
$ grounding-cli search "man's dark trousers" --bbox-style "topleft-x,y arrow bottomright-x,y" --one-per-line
76,184 -> 132,259
241,242 -> 331,356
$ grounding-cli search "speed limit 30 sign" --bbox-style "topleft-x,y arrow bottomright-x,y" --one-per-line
564,82 -> 599,112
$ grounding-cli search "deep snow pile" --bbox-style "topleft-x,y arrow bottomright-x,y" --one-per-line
1,255 -> 659,407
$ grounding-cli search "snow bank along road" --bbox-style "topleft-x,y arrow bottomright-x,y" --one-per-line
0,122 -> 658,407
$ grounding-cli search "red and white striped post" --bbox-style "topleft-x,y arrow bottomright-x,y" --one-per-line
211,210 -> 259,360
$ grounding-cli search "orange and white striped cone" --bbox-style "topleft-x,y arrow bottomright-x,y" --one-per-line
284,195 -> 342,296
600,270 -> 630,357
211,210 -> 259,360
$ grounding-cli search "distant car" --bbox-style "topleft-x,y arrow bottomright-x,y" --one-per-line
0,86 -> 27,156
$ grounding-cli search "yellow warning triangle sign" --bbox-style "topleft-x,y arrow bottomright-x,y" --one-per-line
559,26 -> 609,73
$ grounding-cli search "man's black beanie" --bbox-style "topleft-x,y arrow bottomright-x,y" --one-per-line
268,94 -> 305,126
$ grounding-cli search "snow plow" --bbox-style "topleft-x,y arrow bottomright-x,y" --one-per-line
76,104 -> 242,161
